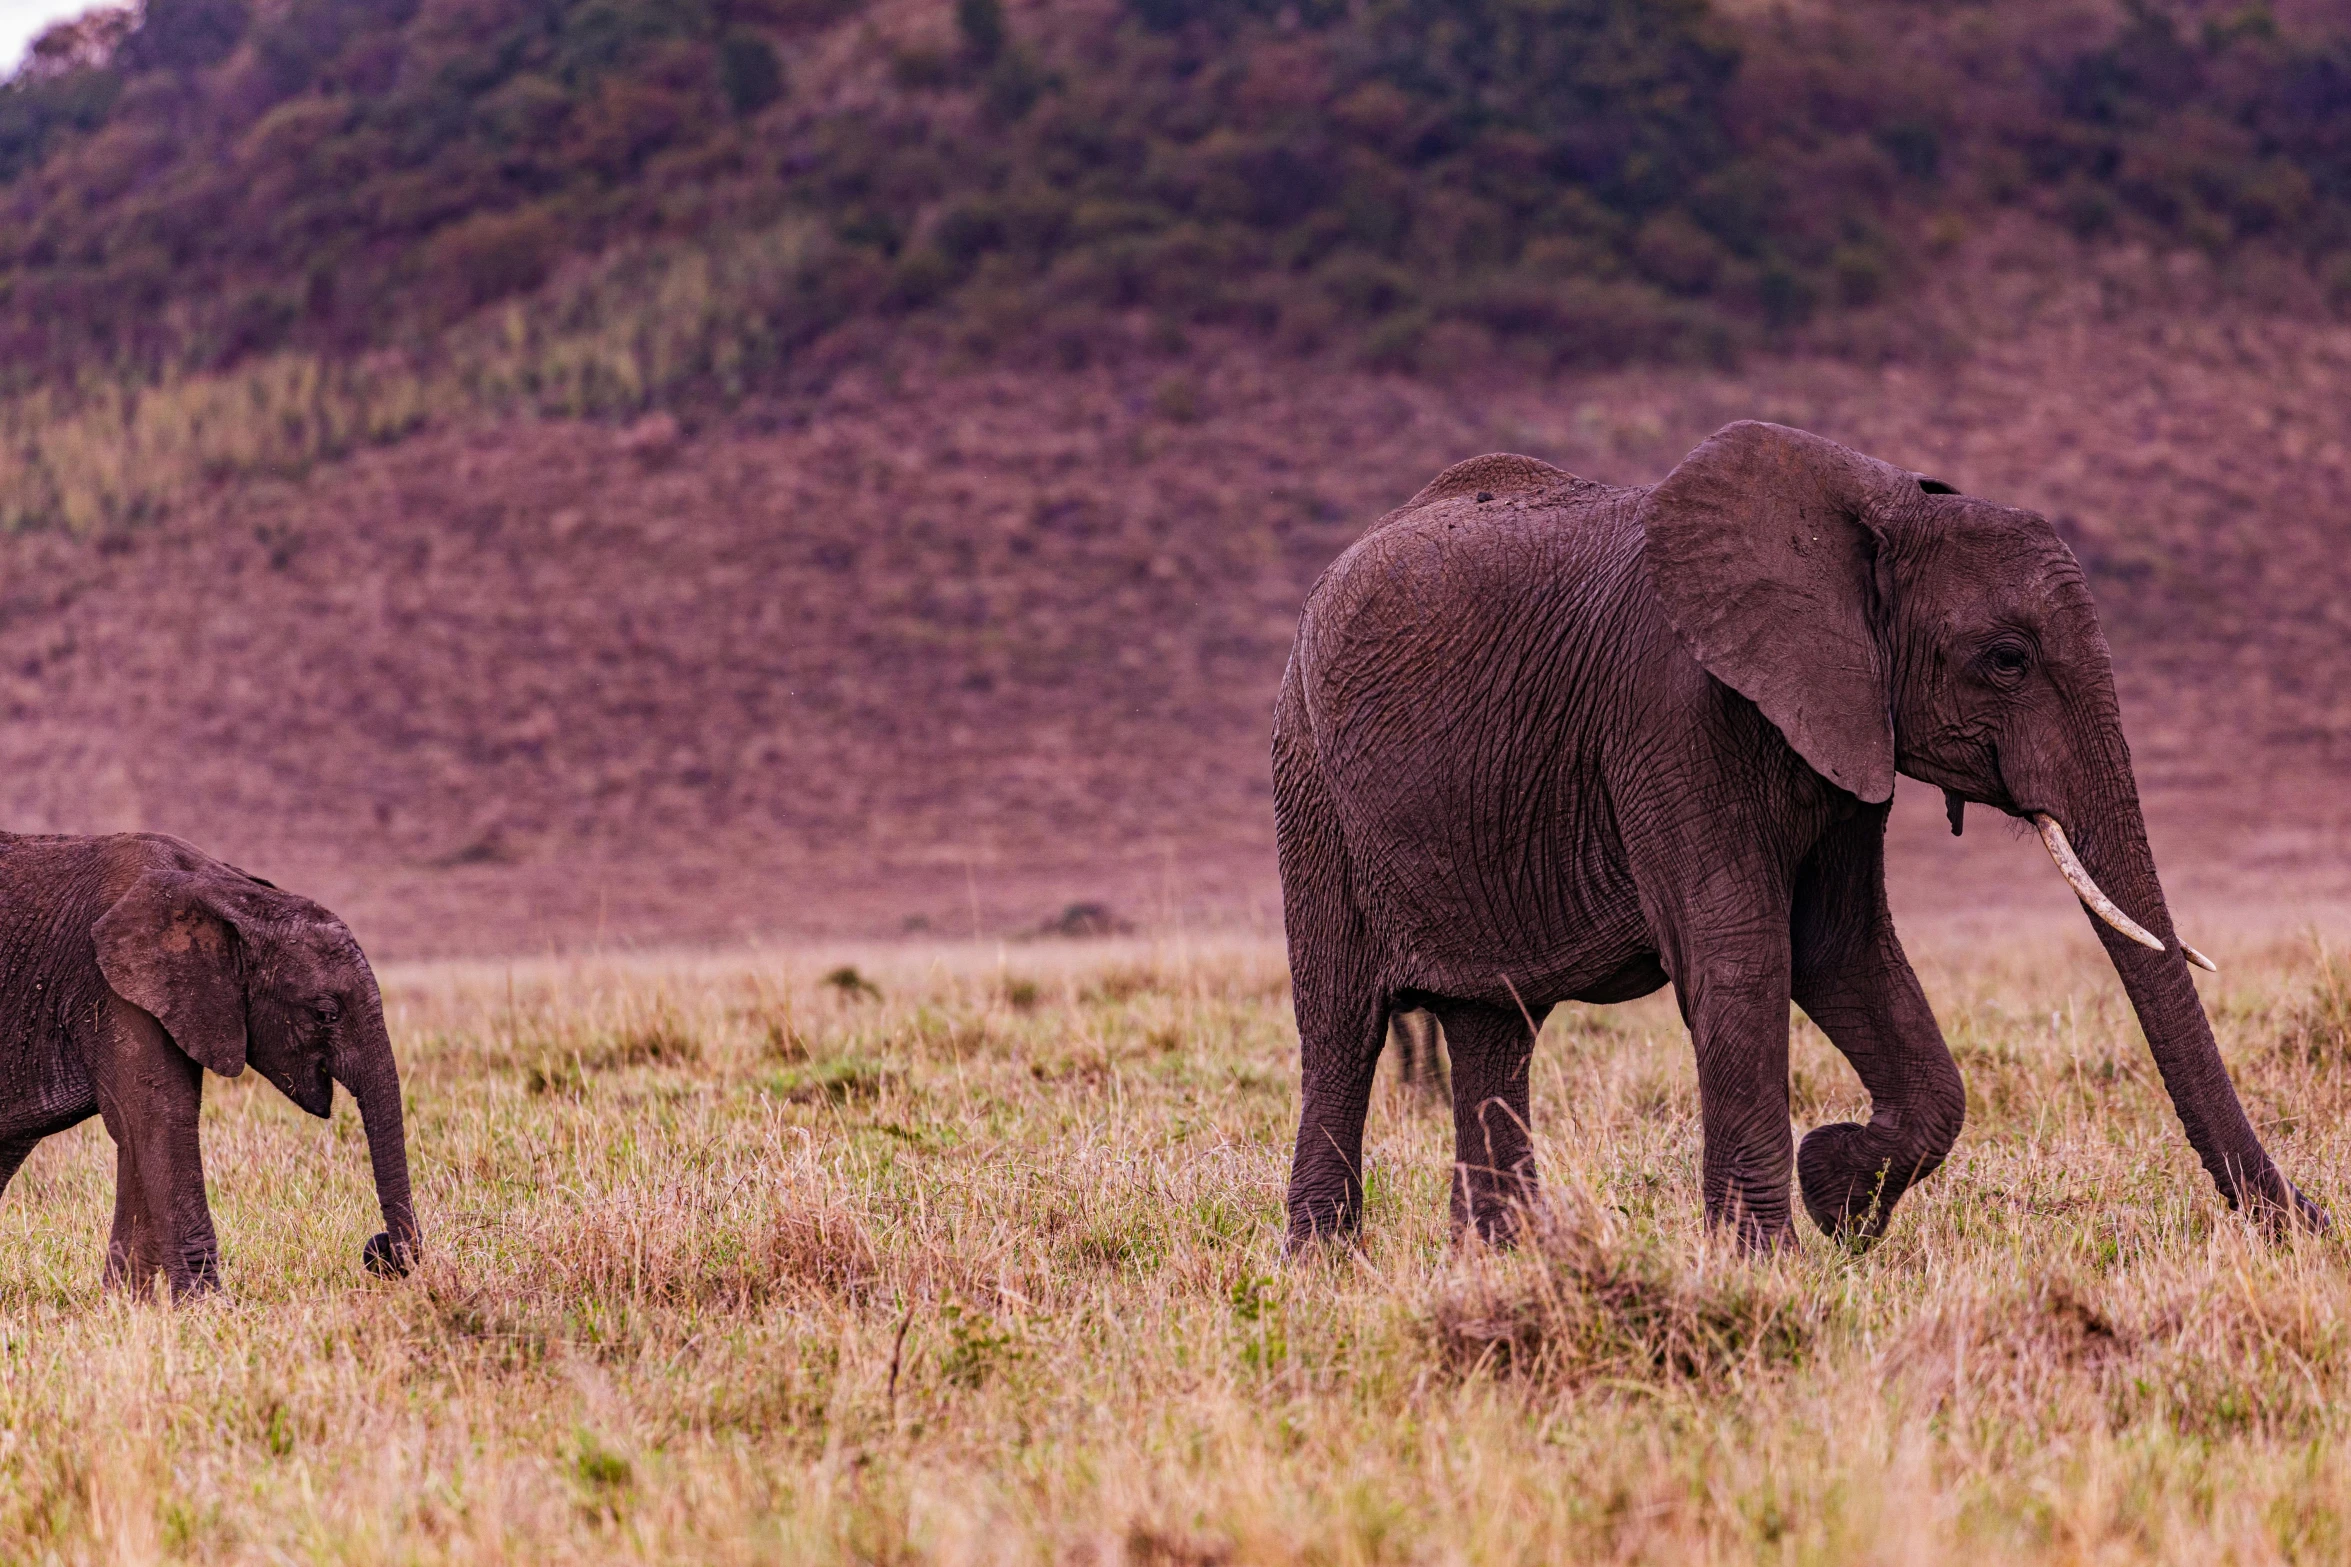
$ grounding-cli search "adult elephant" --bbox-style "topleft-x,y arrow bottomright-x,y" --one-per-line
0,832 -> 418,1295
1275,422 -> 2323,1250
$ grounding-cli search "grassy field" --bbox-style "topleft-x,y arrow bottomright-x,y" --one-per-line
0,931 -> 2346,1561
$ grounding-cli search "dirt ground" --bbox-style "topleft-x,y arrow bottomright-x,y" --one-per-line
0,229 -> 2343,957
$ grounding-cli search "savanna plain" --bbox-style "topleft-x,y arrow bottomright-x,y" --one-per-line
0,929 -> 2346,1563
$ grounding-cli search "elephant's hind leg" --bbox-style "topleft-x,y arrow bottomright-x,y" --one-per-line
1790,806 -> 1966,1244
1390,1009 -> 1448,1096
1435,1000 -> 1549,1243
1281,953 -> 1388,1245
1276,717 -> 1391,1247
1279,872 -> 1389,1246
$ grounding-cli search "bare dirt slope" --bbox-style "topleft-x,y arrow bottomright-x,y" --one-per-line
0,240 -> 2345,957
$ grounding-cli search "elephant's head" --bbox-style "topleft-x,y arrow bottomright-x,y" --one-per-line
93,863 -> 421,1276
1640,420 -> 2323,1232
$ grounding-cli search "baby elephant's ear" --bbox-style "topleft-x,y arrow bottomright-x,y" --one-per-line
93,874 -> 248,1077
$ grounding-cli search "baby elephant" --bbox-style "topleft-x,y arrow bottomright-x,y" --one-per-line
0,831 -> 418,1297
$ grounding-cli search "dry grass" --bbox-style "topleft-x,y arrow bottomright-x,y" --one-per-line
0,930 -> 2346,1560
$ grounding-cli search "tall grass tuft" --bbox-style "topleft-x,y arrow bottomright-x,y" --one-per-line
1426,1189 -> 1819,1388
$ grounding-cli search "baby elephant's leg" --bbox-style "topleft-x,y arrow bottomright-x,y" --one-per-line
103,1140 -> 163,1297
0,1134 -> 42,1202
143,1092 -> 221,1299
100,999 -> 222,1299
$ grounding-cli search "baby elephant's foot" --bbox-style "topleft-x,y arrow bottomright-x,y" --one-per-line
1449,1202 -> 1525,1249
169,1249 -> 224,1301
115,1255 -> 221,1304
101,1256 -> 159,1300
1711,1210 -> 1799,1255
103,1244 -> 220,1300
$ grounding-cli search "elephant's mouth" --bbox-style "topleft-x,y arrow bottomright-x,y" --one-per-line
2031,814 -> 2218,973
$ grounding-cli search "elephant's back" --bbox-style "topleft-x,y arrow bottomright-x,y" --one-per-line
0,834 -> 111,893
1396,452 -> 1591,515
1293,475 -> 1652,758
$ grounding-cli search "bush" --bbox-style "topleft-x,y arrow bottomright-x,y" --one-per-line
20,8 -> 134,81
128,0 -> 248,71
956,0 -> 1006,64
1632,212 -> 1726,295
0,62 -> 120,183
425,207 -> 564,314
1359,309 -> 1428,372
885,247 -> 956,310
717,30 -> 784,115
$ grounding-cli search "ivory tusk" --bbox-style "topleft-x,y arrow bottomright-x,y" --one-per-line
2032,814 -> 2165,953
2182,943 -> 2218,973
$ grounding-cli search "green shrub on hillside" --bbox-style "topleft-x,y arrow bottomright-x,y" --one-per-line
2033,6 -> 2351,252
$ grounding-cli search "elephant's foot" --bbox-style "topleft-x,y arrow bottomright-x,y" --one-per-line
1448,1161 -> 1536,1247
150,1244 -> 225,1303
1281,1221 -> 1360,1257
1703,1175 -> 1797,1254
1707,1209 -> 1798,1254
1282,1184 -> 1364,1255
1797,1122 -> 1904,1246
101,1252 -> 158,1300
1449,1206 -> 1526,1248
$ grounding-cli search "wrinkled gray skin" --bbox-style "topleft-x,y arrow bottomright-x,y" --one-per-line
1276,421 -> 2327,1251
0,831 -> 417,1297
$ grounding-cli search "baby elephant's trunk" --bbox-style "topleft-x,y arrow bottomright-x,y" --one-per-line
334,1004 -> 419,1275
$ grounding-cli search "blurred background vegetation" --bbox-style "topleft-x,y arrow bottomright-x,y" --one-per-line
1,0 -> 2349,528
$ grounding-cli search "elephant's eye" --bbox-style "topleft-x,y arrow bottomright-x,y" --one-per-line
312,998 -> 340,1025
1983,643 -> 2033,681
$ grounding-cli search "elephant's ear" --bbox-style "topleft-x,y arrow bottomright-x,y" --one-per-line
1639,420 -> 1919,804
93,873 -> 248,1077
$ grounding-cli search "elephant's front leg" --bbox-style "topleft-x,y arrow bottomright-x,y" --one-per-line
99,1000 -> 221,1299
103,1141 -> 163,1298
1675,950 -> 1798,1250
1790,808 -> 1966,1244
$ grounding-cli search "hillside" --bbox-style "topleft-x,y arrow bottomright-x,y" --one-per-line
2,0 -> 2350,465
1,1 -> 2351,953
0,223 -> 2341,955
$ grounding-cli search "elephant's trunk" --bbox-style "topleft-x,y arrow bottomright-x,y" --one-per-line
2053,743 -> 2322,1230
333,998 -> 420,1274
